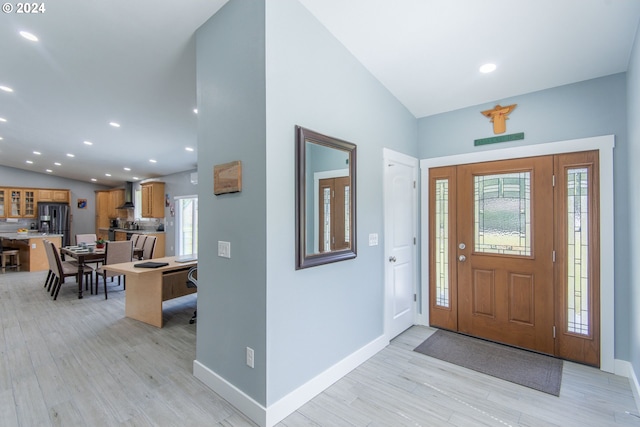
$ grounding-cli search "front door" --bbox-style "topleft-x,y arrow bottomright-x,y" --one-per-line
429,152 -> 600,365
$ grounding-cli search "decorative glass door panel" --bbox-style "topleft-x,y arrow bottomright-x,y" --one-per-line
435,179 -> 450,308
555,151 -> 599,366
474,173 -> 531,256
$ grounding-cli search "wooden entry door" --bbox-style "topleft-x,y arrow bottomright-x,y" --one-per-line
429,152 -> 600,365
457,156 -> 554,355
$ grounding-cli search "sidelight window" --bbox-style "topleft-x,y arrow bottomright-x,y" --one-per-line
567,168 -> 590,335
434,179 -> 450,307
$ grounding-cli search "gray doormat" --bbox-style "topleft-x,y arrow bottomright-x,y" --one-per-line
414,329 -> 563,396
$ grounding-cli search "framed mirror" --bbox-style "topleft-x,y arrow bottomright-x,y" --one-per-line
295,126 -> 357,269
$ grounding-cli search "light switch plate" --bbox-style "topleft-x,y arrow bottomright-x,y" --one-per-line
368,233 -> 378,246
218,241 -> 231,258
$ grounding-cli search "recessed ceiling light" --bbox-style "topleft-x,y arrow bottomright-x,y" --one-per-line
105,173 -> 111,177
66,153 -> 75,157
149,159 -> 157,163
19,31 -> 38,42
109,121 -> 120,128
479,63 -> 497,73
132,176 -> 139,180
33,151 -> 41,155
26,160 -> 33,164
185,147 -> 194,152
0,86 -> 13,93
83,140 -> 93,145
45,169 -> 52,173
123,167 -> 131,171
91,178 -> 97,182
0,136 -> 3,140
0,117 -> 7,122
193,108 -> 198,114
54,162 -> 61,166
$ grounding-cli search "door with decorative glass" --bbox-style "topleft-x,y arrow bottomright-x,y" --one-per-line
429,152 -> 600,366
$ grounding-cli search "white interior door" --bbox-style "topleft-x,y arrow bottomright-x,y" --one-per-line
384,149 -> 418,339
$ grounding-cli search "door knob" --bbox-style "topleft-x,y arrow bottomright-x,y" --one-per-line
389,256 -> 397,262
458,255 -> 466,262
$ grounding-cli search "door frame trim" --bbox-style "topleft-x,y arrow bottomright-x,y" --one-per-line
419,135 -> 615,372
383,148 -> 419,340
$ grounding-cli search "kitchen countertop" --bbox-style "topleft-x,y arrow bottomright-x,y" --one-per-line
98,227 -> 165,234
0,232 -> 64,240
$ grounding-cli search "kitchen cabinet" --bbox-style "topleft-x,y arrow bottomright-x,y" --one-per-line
38,189 -> 69,203
95,189 -> 127,236
0,187 -> 70,218
115,231 -> 127,241
7,189 -> 36,218
97,229 -> 109,241
108,189 -> 126,219
0,188 -> 6,217
95,191 -> 111,231
141,182 -> 165,218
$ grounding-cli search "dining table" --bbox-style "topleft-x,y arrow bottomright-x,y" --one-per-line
61,244 -> 144,299
60,245 -> 106,299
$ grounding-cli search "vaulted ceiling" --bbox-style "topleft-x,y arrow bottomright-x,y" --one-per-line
1,0 -> 639,185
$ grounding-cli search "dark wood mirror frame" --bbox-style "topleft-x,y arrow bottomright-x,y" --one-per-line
295,125 -> 357,270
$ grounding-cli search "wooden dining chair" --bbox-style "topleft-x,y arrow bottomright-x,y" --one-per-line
46,240 -> 94,300
75,233 -> 97,245
95,240 -> 133,299
75,233 -> 102,268
141,235 -> 156,260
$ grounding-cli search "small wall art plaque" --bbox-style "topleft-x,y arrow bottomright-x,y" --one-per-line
214,160 -> 242,195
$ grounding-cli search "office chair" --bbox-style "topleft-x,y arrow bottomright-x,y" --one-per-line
186,266 -> 197,324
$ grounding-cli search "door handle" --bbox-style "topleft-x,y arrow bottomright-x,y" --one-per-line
458,255 -> 466,262
389,256 -> 397,262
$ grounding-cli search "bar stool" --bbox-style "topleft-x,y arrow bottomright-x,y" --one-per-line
0,245 -> 21,273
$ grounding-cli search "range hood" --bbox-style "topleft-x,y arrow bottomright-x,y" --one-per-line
118,181 -> 135,209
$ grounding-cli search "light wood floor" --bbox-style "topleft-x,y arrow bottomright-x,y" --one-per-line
1,271 -> 639,426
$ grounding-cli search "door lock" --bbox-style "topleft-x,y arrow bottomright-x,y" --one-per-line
389,256 -> 397,262
458,242 -> 466,250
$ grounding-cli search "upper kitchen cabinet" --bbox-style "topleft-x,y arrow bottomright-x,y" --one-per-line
38,189 -> 70,203
8,189 -> 36,218
0,188 -> 5,217
141,182 -> 165,218
108,190 -> 125,219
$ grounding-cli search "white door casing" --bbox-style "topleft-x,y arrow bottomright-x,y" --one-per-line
384,148 -> 418,339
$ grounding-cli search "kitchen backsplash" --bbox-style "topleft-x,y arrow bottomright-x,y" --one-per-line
0,218 -> 38,232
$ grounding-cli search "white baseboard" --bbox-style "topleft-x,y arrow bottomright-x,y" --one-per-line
615,359 -> 640,415
193,334 -> 389,427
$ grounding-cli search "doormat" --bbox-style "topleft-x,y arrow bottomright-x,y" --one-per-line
414,329 -> 563,396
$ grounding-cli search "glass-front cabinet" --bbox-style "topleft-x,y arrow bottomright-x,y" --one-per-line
0,188 -> 6,217
7,189 -> 37,218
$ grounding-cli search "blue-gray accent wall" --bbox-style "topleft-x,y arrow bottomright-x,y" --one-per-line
196,0 -> 268,404
627,19 -> 640,383
195,0 -> 417,407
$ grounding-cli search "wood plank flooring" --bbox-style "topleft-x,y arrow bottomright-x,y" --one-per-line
1,270 -> 639,426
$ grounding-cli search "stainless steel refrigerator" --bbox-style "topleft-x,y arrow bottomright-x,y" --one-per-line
38,202 -> 70,246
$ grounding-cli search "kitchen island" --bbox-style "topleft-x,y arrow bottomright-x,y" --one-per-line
0,232 -> 63,272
